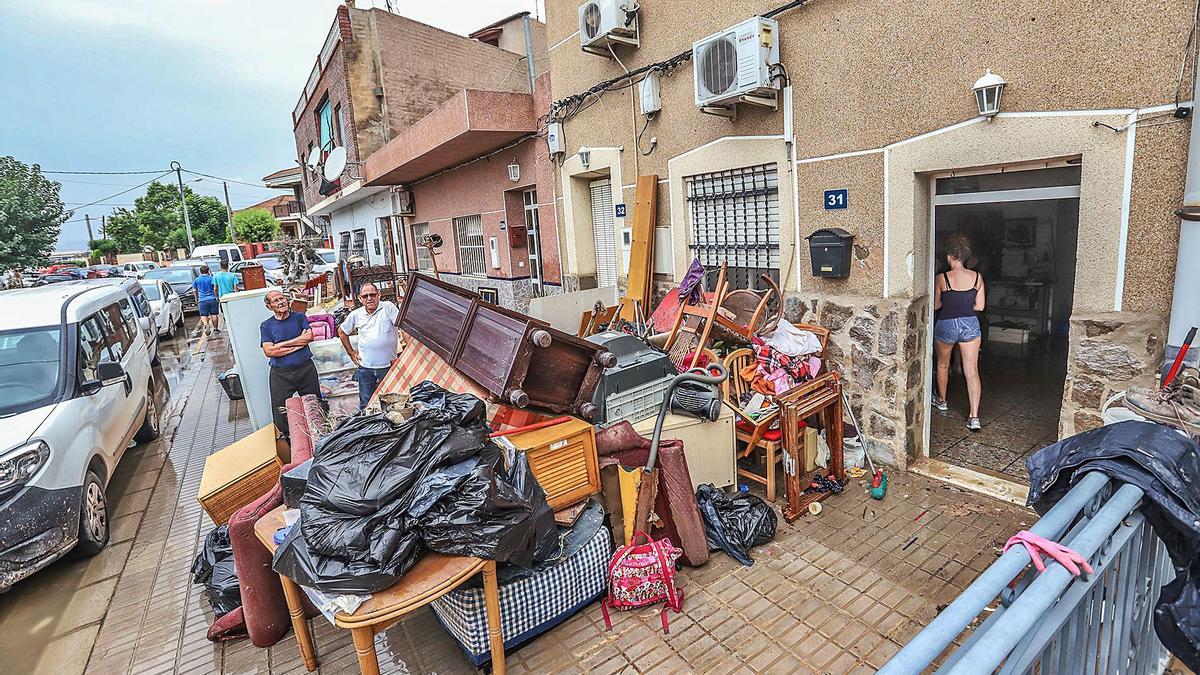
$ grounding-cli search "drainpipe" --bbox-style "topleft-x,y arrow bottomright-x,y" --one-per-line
523,13 -> 538,95
1169,58 -> 1200,369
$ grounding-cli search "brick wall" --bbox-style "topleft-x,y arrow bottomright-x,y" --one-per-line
370,10 -> 535,139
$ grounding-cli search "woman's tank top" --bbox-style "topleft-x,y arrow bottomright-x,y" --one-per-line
939,271 -> 979,320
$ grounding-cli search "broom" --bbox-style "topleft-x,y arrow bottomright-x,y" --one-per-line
842,391 -> 887,499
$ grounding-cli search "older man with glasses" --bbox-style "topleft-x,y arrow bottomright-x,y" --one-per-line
337,283 -> 402,410
260,290 -> 318,437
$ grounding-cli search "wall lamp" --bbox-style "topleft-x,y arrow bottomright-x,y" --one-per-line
973,69 -> 1007,119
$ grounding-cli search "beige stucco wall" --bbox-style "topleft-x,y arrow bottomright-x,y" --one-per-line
546,0 -> 1193,308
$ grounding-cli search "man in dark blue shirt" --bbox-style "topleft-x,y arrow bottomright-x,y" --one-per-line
260,289 -> 318,436
193,265 -> 219,335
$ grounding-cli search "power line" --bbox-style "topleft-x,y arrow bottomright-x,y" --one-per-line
67,172 -> 172,210
41,169 -> 167,175
181,169 -> 287,191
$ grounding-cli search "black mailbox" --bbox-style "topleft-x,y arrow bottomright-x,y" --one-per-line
806,228 -> 854,278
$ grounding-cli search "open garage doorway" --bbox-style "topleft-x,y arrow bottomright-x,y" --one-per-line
926,164 -> 1081,485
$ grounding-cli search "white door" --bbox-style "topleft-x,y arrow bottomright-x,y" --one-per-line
523,189 -> 543,295
589,179 -> 618,288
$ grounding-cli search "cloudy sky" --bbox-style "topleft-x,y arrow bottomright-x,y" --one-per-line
0,0 -> 543,251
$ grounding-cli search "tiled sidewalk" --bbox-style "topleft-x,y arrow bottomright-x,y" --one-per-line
67,336 -> 1031,674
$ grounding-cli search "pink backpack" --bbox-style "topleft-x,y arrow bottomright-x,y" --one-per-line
600,531 -> 684,633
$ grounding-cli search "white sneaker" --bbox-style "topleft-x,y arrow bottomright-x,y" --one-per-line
932,396 -> 949,412
967,417 -> 982,431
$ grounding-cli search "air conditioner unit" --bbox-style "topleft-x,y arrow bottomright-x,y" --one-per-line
579,0 -> 639,55
394,187 -> 415,216
693,16 -> 780,114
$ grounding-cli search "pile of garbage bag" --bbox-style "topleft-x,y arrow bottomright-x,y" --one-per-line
696,484 -> 777,566
192,525 -> 241,618
273,381 -> 558,595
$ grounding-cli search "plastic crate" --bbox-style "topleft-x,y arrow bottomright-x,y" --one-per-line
602,375 -> 672,427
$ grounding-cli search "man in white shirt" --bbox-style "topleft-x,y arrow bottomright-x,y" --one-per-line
337,283 -> 402,410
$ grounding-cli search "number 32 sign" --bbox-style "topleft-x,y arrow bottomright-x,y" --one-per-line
824,189 -> 848,210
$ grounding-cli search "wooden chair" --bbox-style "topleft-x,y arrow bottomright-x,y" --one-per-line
577,301 -> 619,337
722,323 -> 831,502
664,264 -> 729,371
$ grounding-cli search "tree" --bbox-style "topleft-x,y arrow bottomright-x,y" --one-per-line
89,239 -> 118,259
0,156 -> 71,271
233,208 -> 280,243
111,181 -> 231,253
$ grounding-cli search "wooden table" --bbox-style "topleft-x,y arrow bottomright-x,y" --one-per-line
253,506 -> 506,675
778,372 -> 844,523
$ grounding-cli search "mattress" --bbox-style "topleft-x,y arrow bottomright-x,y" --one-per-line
430,502 -> 610,666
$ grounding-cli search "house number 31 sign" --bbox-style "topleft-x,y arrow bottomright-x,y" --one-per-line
824,189 -> 848,210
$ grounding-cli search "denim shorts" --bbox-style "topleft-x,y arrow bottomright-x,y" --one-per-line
198,299 -> 219,316
934,316 -> 981,344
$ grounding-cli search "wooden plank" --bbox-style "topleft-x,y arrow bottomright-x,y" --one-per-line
620,174 -> 658,321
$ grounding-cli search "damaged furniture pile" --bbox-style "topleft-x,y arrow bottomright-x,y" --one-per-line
190,185 -> 856,673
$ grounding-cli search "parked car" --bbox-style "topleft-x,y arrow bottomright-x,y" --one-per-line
143,266 -> 200,314
139,280 -> 183,338
35,274 -> 77,286
120,261 -> 158,279
231,259 -> 285,286
65,278 -> 160,365
311,248 -> 337,276
86,265 -> 122,278
190,244 -> 244,266
0,284 -> 159,590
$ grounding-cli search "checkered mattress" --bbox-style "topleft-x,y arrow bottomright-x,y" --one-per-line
430,520 -> 611,666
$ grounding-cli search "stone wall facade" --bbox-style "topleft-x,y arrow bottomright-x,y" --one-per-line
1061,312 -> 1166,436
784,293 -> 927,470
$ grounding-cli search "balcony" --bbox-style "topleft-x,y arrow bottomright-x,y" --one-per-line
273,200 -> 305,219
364,89 -> 537,187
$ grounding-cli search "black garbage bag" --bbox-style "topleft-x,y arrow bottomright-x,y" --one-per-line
272,382 -> 557,595
696,484 -> 777,566
418,453 -> 559,565
191,525 -> 241,618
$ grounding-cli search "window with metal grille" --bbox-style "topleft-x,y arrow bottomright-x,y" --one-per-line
338,231 -> 351,259
411,223 -> 433,271
685,163 -> 780,291
350,228 -> 367,259
455,215 -> 486,277
478,287 -> 499,304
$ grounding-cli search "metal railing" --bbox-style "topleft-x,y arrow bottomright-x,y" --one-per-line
882,472 -> 1175,675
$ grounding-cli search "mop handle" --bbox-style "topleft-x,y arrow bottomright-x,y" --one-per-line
841,389 -> 878,476
646,362 -> 728,473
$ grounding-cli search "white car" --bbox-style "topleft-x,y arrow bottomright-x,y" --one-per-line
120,261 -> 158,279
139,279 -> 184,338
231,259 -> 285,286
0,284 -> 160,590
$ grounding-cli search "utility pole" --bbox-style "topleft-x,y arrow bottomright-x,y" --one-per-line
101,215 -> 107,240
170,161 -> 196,252
223,181 -> 238,245
84,214 -> 95,243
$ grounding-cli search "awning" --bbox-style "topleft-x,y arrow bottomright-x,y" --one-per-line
364,89 -> 536,187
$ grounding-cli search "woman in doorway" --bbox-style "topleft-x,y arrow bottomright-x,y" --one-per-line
933,234 -> 986,431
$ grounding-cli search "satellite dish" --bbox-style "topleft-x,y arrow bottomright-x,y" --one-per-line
305,146 -> 322,172
323,146 -> 347,182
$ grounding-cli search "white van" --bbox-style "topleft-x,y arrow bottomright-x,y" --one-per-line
190,244 -> 244,266
0,284 -> 159,589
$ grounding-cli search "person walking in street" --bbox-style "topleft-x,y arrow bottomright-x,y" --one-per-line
932,233 -> 987,431
260,290 -> 318,436
193,264 -> 219,335
337,282 -> 401,410
212,260 -> 240,333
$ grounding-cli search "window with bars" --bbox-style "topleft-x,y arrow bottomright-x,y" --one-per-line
411,223 -> 433,271
338,231 -> 351,259
685,163 -> 781,291
455,215 -> 486,277
350,228 -> 367,259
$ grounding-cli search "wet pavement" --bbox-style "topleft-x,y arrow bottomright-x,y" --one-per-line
0,317 -> 1038,674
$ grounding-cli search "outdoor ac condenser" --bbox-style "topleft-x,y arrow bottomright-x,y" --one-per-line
579,0 -> 639,54
692,16 -> 780,110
